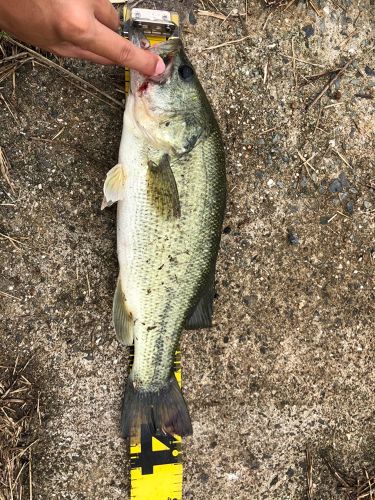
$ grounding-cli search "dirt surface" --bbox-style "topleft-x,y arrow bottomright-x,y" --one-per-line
1,1 -> 374,498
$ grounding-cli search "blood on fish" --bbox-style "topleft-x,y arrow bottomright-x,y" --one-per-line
138,81 -> 149,94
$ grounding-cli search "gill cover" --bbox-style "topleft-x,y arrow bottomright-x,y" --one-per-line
130,33 -> 214,156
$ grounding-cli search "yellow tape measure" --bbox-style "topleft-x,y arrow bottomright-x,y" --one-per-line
129,352 -> 183,500
123,8 -> 183,500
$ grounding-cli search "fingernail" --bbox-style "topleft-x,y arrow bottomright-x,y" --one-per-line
153,57 -> 165,76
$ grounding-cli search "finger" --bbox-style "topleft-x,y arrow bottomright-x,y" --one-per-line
94,0 -> 120,31
51,43 -> 115,65
78,20 -> 165,75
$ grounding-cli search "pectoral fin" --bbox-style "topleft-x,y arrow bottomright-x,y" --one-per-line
147,154 -> 181,219
102,163 -> 127,209
113,277 -> 134,345
185,269 -> 215,330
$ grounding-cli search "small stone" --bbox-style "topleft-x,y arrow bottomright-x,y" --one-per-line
339,192 -> 348,202
329,178 -> 343,193
243,294 -> 257,306
249,459 -> 261,470
270,475 -> 278,486
364,201 -> 372,209
365,65 -> 375,77
189,10 -> 197,24
267,179 -> 275,188
288,231 -> 299,245
338,172 -> 350,189
320,216 -> 331,225
300,175 -> 308,189
286,467 -> 295,478
255,169 -> 265,179
199,472 -> 209,483
346,201 -> 354,214
302,25 -> 315,38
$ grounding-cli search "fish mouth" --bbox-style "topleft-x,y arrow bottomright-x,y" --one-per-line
129,28 -> 181,95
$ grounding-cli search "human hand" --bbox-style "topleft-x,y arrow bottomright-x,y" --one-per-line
0,0 -> 165,75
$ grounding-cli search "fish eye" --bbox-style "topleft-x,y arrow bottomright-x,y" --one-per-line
178,65 -> 194,81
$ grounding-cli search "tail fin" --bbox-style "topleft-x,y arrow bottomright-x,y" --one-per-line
121,375 -> 193,438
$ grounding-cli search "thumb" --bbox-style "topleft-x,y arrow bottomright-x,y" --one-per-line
118,39 -> 165,75
78,21 -> 165,75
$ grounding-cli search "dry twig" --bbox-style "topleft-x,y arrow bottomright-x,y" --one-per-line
323,454 -> 375,500
202,35 -> 251,51
0,148 -> 15,195
0,360 -> 37,499
280,53 -> 325,68
291,38 -> 297,88
2,36 -> 123,108
307,0 -> 324,16
306,58 -> 354,110
332,147 -> 353,170
306,447 -> 313,500
197,9 -> 227,20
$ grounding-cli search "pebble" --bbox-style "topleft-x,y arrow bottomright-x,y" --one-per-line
339,172 -> 350,188
320,216 -> 331,225
365,65 -> 375,77
270,475 -> 279,487
302,25 -> 315,38
346,201 -> 354,214
243,295 -> 257,306
339,192 -> 348,202
286,467 -> 295,478
267,179 -> 275,188
288,232 -> 300,245
329,178 -> 343,193
300,175 -> 308,189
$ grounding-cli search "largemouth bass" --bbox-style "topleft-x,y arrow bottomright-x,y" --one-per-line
102,33 -> 226,438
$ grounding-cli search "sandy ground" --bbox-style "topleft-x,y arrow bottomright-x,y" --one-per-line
1,0 -> 374,498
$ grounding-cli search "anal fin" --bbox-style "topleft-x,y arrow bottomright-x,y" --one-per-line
185,269 -> 215,330
113,277 -> 134,345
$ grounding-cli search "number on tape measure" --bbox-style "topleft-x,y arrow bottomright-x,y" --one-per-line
131,425 -> 181,475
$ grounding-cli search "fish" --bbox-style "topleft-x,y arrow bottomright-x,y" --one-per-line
102,31 -> 226,438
